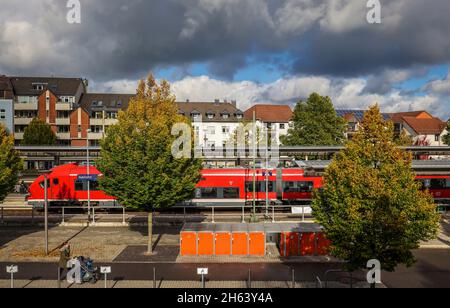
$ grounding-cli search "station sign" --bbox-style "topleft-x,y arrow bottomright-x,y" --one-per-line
197,268 -> 208,275
6,265 -> 18,274
100,266 -> 111,274
77,174 -> 98,181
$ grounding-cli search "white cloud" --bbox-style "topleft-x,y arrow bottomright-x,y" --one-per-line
93,74 -> 450,120
426,71 -> 450,94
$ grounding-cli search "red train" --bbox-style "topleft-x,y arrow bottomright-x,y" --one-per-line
27,163 -> 450,207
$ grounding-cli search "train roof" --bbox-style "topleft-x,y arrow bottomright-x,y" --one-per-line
49,163 -> 102,177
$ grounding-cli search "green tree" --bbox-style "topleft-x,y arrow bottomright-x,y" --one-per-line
312,105 -> 439,283
96,74 -> 202,253
21,118 -> 56,146
443,121 -> 450,145
0,124 -> 23,201
394,128 -> 413,146
227,120 -> 265,149
281,93 -> 346,146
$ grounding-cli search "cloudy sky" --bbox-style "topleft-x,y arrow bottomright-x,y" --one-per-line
1,0 -> 450,119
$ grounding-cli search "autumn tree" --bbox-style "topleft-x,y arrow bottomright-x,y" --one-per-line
96,74 -> 202,254
394,128 -> 413,146
312,105 -> 439,284
21,118 -> 56,146
443,121 -> 450,145
281,93 -> 346,146
0,124 -> 23,201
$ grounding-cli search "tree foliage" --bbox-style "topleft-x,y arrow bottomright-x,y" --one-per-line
281,93 -> 346,146
21,118 -> 57,146
312,105 -> 439,272
394,128 -> 413,146
443,121 -> 450,145
96,74 -> 202,211
0,124 -> 22,201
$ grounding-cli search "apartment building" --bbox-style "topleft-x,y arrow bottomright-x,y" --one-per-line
178,100 -> 244,149
73,96 -> 245,148
9,77 -> 87,145
243,104 -> 293,145
0,76 -> 14,133
75,93 -> 135,146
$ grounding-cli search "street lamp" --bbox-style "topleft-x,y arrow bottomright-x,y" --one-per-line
86,129 -> 91,223
44,174 -> 48,255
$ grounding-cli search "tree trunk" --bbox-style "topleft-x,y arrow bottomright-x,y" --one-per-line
147,212 -> 153,255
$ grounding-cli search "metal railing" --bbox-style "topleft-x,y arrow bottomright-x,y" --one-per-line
0,205 -> 126,225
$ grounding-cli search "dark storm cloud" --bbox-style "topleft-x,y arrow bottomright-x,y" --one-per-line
1,0 -> 450,86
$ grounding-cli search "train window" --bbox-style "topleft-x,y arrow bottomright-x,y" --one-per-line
201,188 -> 218,199
89,181 -> 100,191
297,181 -> 314,192
223,188 -> 239,199
260,181 -> 275,193
284,182 -> 295,193
75,181 -> 84,191
39,179 -> 50,189
283,181 -> 314,193
430,179 -> 446,189
246,181 -> 275,193
194,188 -> 202,199
417,179 -> 430,189
53,179 -> 59,186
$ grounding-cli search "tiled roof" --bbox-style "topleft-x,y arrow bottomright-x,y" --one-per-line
9,76 -> 85,96
389,111 -> 433,122
402,116 -> 446,135
177,102 -> 243,122
79,93 -> 135,112
244,104 -> 293,123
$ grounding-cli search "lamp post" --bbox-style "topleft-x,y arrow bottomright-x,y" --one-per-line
265,124 -> 269,218
86,129 -> 91,223
44,174 -> 48,255
251,111 -> 258,223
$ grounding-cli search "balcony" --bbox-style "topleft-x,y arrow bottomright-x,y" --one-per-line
14,102 -> 38,110
56,103 -> 71,111
14,118 -> 33,125
90,118 -> 103,126
56,118 -> 70,125
104,118 -> 118,126
88,132 -> 104,140
56,133 -> 71,140
14,133 -> 24,140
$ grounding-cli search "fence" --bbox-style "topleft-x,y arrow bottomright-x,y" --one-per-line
1,203 -> 448,226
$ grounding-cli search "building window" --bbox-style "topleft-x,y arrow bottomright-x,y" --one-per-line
222,113 -> 229,119
57,111 -> 70,118
90,126 -> 103,133
57,126 -> 70,133
207,113 -> 215,119
90,140 -> 100,146
435,134 -> 440,142
106,111 -> 118,119
222,126 -> 230,134
92,111 -> 103,119
206,126 -> 215,135
280,124 -> 285,129
14,125 -> 27,133
33,84 -> 45,91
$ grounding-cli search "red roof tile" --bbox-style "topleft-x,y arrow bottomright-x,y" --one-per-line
244,105 -> 293,123
402,116 -> 446,134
